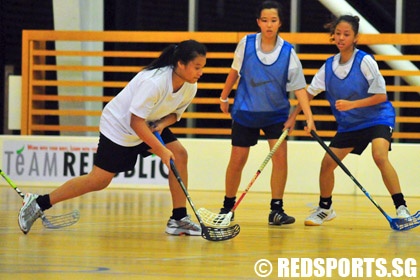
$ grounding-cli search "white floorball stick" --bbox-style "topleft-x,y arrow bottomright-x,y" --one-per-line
1,168 -> 80,229
198,129 -> 289,227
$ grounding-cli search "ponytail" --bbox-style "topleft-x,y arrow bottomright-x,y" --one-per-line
145,40 -> 207,71
325,15 -> 360,42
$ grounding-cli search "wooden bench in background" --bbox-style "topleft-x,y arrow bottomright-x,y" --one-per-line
21,30 -> 420,141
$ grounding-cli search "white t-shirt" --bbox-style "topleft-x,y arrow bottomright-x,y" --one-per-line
232,33 -> 307,92
307,49 -> 386,96
100,66 -> 197,146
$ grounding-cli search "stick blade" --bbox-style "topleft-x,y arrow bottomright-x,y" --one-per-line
390,210 -> 420,231
41,209 -> 80,229
201,224 -> 240,241
197,208 -> 232,227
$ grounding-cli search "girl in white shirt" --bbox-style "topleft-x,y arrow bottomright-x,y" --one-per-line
18,40 -> 207,236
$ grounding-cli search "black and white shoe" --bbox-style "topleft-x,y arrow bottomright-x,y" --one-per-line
268,210 -> 295,225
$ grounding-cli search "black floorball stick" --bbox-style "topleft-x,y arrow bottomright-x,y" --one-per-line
310,130 -> 420,231
153,131 -> 240,241
1,168 -> 80,229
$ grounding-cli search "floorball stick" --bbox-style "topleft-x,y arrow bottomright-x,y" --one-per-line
310,130 -> 420,231
153,131 -> 240,241
0,168 -> 80,229
197,129 -> 289,227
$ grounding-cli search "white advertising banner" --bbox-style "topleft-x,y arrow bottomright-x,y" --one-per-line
1,137 -> 168,186
1,135 -> 419,196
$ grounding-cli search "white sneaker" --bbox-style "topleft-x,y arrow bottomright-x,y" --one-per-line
396,205 -> 411,219
18,193 -> 43,234
165,215 -> 202,236
305,207 -> 336,226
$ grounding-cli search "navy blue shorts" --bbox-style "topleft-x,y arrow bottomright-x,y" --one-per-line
330,125 -> 393,155
231,121 -> 284,147
94,128 -> 177,173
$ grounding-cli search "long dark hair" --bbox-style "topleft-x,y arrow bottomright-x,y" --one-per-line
145,39 -> 207,70
256,0 -> 283,20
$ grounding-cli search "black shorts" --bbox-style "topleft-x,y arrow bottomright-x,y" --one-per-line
231,121 -> 284,147
94,128 -> 177,173
330,125 -> 393,155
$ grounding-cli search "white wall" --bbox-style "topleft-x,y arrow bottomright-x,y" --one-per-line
184,138 -> 419,197
1,136 -> 419,197
52,0 -> 104,136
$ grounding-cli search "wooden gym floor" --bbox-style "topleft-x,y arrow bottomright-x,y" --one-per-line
0,186 -> 419,279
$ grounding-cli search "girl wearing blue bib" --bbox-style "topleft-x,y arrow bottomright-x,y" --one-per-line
301,15 -> 411,226
218,1 -> 314,226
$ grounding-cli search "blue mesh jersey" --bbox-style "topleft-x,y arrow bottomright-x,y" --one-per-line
231,34 -> 292,128
325,50 -> 395,132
